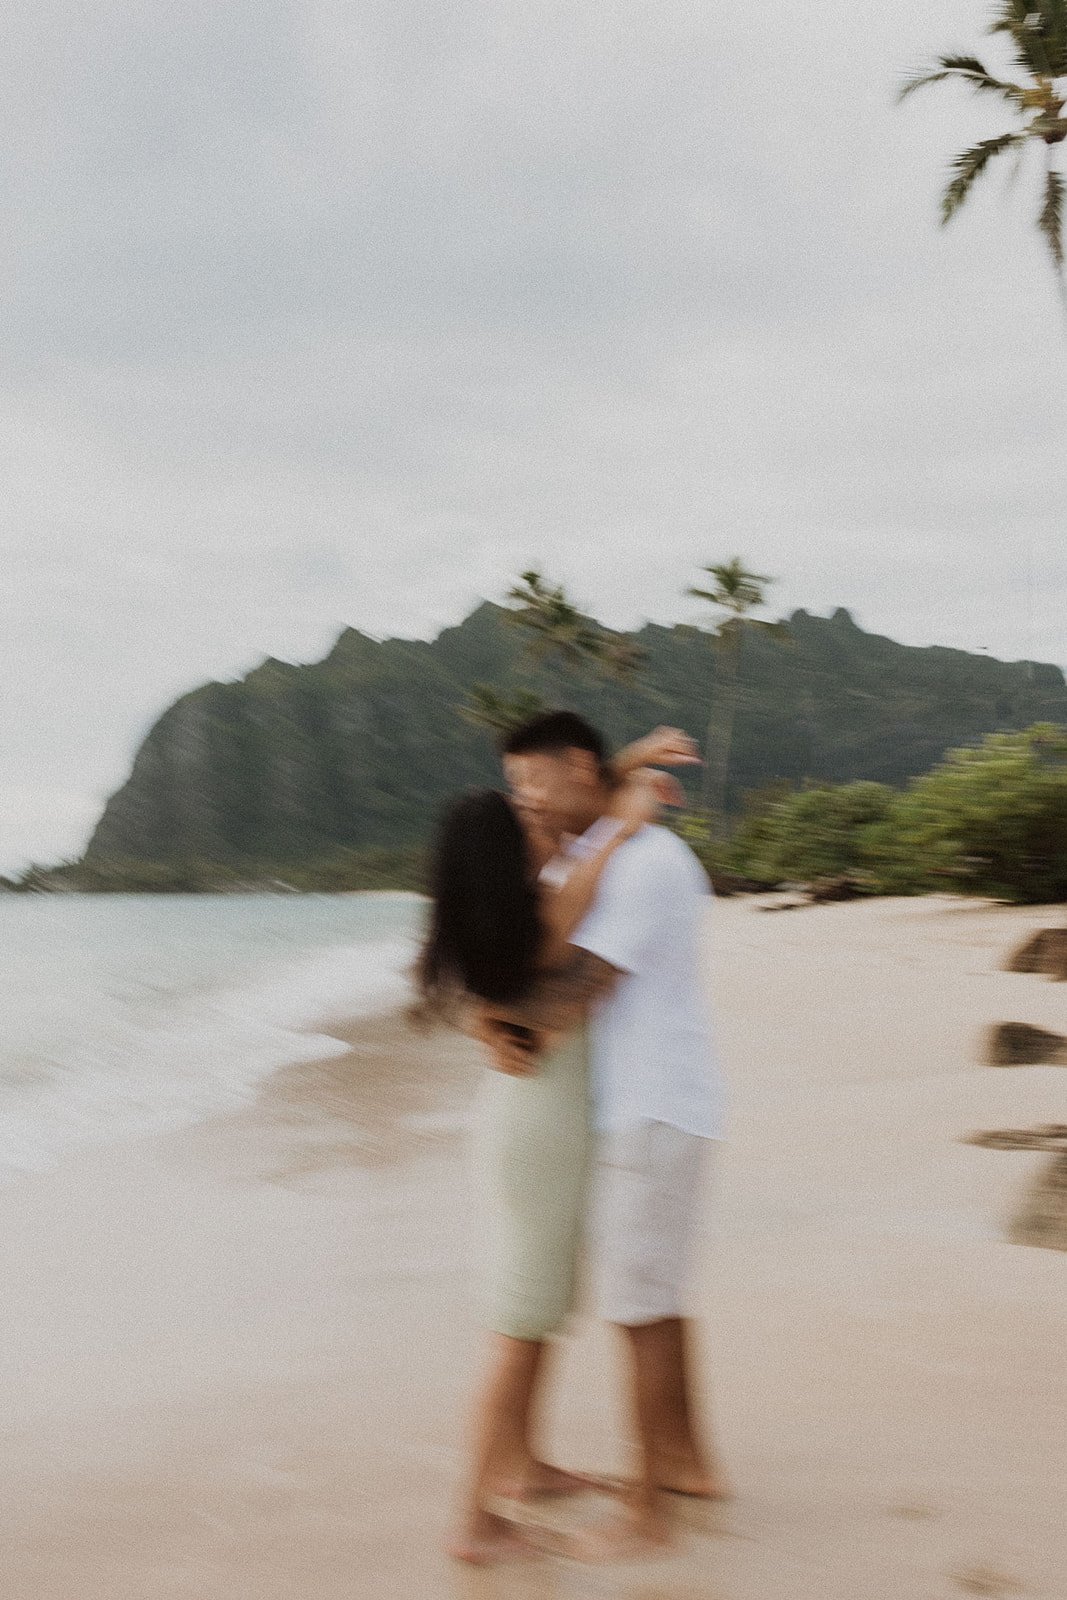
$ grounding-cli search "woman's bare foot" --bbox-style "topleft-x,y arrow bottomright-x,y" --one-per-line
524,1460 -> 598,1497
446,1510 -> 542,1566
490,1459 -> 597,1502
562,1506 -> 674,1564
560,1464 -> 732,1501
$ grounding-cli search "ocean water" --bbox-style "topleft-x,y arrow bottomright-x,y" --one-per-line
0,892 -> 426,1185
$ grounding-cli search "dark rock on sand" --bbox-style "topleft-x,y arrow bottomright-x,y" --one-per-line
708,870 -> 772,897
982,1022 -> 1067,1067
752,875 -> 865,911
964,1127 -> 1067,1253
807,875 -> 865,904
964,1125 -> 1067,1153
1003,927 -> 1067,981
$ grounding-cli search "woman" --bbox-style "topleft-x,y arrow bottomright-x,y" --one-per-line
416,742 -> 685,1564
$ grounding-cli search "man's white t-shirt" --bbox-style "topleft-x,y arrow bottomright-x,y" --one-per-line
566,821 -> 725,1140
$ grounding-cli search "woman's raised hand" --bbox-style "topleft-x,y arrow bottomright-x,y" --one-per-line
615,726 -> 701,774
610,766 -> 685,834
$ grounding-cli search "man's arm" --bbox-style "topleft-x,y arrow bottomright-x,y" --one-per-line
465,950 -> 620,1075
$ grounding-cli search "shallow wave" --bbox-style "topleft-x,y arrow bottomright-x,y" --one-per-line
0,932 -> 417,1185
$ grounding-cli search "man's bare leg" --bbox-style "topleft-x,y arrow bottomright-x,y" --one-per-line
566,1317 -> 727,1562
646,1316 -> 730,1498
616,1318 -> 675,1545
563,1318 -> 672,1561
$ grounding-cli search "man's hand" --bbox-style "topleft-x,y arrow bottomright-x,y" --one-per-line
468,1004 -> 545,1077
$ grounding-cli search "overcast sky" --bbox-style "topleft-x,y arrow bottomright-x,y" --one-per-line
4,0 -> 1066,871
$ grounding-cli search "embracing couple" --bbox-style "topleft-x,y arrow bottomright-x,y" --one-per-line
416,710 -> 729,1564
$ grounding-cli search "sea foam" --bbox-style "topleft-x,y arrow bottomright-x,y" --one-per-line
0,894 -> 423,1183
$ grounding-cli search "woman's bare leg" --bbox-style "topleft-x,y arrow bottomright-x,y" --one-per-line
447,1334 -> 548,1564
566,1318 -> 729,1563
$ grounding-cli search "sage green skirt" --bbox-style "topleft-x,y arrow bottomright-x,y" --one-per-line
471,1026 -> 592,1341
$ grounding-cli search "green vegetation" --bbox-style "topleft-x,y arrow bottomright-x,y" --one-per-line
899,1 -> 1067,285
0,848 -> 427,896
726,780 -> 897,887
723,725 -> 1067,903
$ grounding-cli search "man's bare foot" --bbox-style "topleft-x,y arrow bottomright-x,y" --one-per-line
446,1511 -> 542,1567
656,1460 -> 733,1500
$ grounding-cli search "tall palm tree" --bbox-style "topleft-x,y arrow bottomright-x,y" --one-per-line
460,570 -> 645,737
504,570 -> 646,685
458,684 -> 547,737
686,559 -> 787,819
898,1 -> 1067,283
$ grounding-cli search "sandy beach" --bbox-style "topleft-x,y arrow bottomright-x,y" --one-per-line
3,894 -> 1066,1599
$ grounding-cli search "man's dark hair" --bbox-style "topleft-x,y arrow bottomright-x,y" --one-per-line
499,709 -> 607,765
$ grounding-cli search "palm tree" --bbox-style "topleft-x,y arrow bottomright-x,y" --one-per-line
686,559 -> 787,820
504,570 -> 646,685
460,570 -> 645,738
458,684 -> 547,737
898,1 -> 1067,284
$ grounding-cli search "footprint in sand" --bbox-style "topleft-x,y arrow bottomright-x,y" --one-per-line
950,1561 -> 1025,1596
889,1500 -> 940,1521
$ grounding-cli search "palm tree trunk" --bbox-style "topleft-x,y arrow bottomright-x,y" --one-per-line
703,627 -> 741,820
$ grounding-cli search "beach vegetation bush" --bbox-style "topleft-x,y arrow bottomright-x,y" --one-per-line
730,725 -> 1067,903
727,780 -> 896,888
877,724 -> 1067,902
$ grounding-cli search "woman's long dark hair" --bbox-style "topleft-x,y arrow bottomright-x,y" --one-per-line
416,789 -> 542,1010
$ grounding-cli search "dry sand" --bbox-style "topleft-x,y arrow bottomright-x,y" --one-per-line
2,895 -> 1066,1599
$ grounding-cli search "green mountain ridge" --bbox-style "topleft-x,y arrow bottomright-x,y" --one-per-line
79,601 -> 1067,872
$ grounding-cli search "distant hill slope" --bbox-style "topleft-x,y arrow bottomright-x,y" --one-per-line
83,603 -> 1067,868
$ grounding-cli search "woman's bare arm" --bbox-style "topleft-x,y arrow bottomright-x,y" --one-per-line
611,726 -> 700,780
536,763 -> 686,966
536,819 -> 635,968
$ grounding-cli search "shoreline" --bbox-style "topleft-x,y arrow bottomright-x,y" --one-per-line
3,894 -> 1066,1597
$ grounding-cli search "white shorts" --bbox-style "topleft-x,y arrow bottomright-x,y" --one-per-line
587,1120 -> 712,1326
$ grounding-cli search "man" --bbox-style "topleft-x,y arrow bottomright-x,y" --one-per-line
488,709 -> 729,1556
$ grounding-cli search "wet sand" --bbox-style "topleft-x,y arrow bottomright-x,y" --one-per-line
3,895 -> 1066,1599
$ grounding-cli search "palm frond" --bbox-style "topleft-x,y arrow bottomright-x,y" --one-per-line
989,1 -> 1067,79
688,559 -> 773,615
1004,134 -> 1031,193
1038,162 -> 1065,270
596,635 -> 646,685
459,684 -> 547,735
941,133 -> 1026,223
897,54 -> 1028,106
